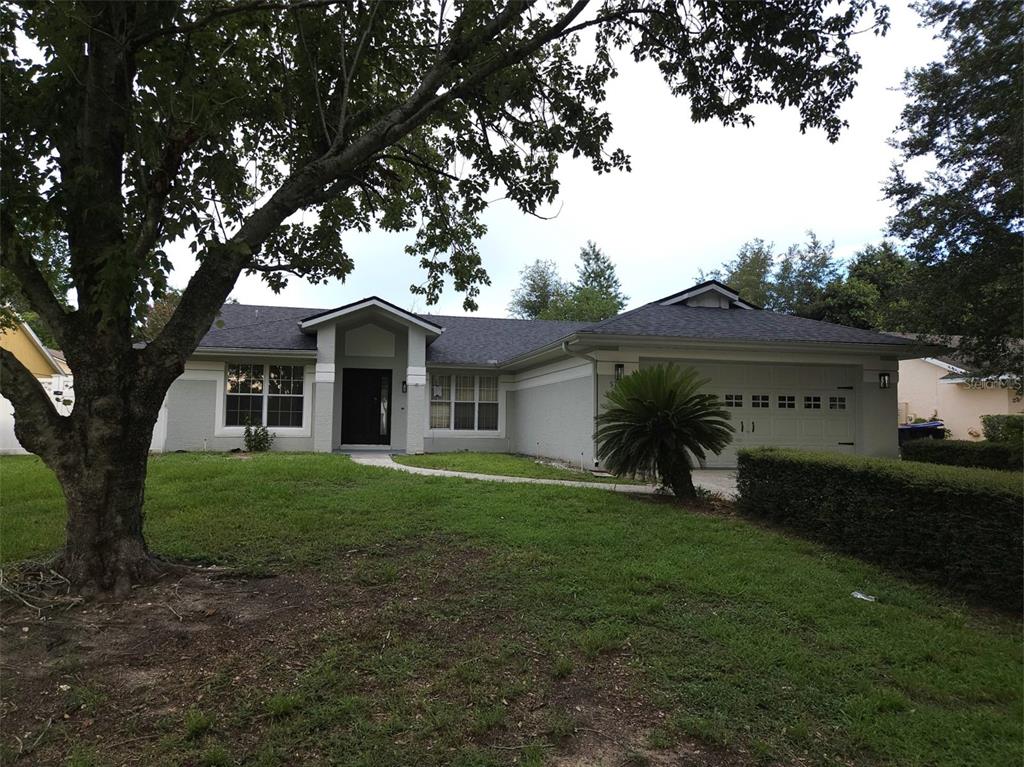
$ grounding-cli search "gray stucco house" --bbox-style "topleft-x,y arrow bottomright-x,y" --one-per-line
150,280 -> 925,468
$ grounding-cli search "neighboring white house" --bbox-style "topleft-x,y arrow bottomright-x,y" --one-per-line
898,354 -> 1023,439
146,280 -> 927,468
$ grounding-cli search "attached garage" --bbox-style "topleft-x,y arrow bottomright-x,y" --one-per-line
640,359 -> 858,467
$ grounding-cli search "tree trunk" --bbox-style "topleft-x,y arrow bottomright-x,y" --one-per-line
3,345 -> 178,596
52,433 -> 162,596
660,455 -> 697,499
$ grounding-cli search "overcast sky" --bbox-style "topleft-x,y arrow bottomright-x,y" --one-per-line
171,1 -> 946,318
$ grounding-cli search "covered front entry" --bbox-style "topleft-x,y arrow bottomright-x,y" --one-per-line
341,368 -> 392,445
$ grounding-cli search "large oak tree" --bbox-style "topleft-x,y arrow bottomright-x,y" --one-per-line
1,0 -> 887,593
885,0 -> 1022,375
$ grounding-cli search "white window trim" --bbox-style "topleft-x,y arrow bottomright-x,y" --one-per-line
426,371 -> 506,437
214,362 -> 314,437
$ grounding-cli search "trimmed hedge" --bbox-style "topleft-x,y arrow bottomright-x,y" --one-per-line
902,438 -> 1023,471
981,413 -> 1024,444
736,448 -> 1023,610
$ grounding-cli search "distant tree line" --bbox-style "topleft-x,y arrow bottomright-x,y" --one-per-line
699,233 -> 918,333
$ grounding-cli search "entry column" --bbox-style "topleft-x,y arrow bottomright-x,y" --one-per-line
405,327 -> 427,454
313,325 -> 336,452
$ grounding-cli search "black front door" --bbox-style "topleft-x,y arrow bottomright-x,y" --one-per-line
341,369 -> 392,445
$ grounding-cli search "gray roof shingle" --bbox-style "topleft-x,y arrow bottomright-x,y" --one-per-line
579,304 -> 917,347
420,315 -> 587,365
198,304 -> 317,352
196,299 -> 918,364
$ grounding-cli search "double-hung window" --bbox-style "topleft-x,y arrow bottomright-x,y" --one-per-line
226,364 -> 265,426
267,365 -> 305,426
429,373 -> 499,431
225,363 -> 305,427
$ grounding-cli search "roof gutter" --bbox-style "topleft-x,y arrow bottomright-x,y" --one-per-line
562,340 -> 600,469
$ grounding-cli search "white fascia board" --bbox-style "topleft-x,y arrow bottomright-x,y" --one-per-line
18,322 -> 64,375
190,347 -> 317,360
660,283 -> 737,304
299,298 -> 442,334
922,356 -> 969,375
574,333 -> 933,360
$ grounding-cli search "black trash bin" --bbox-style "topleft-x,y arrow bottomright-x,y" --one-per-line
898,420 -> 946,447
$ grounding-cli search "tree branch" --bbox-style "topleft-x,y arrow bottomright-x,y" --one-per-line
0,348 -> 69,460
0,220 -> 73,349
140,0 -> 594,382
333,0 -> 380,146
130,0 -> 346,49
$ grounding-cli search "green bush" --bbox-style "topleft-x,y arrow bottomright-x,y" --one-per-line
981,414 -> 1024,444
243,421 -> 275,452
902,438 -> 1022,471
736,448 -> 1023,610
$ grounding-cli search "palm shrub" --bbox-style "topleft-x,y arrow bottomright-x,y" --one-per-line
595,365 -> 733,497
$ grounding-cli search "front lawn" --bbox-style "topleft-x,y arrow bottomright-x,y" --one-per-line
1,453 -> 1020,766
393,451 -> 646,483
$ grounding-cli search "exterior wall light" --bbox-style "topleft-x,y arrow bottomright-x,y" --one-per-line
878,372 -> 891,389
614,363 -> 625,382
401,380 -> 408,394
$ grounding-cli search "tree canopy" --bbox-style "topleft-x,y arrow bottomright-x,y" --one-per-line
0,0 -> 889,591
508,259 -> 567,319
509,242 -> 627,321
884,0 -> 1022,374
701,231 -> 839,315
701,234 -> 921,331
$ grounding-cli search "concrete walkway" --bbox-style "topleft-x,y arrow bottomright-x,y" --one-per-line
347,452 -> 737,497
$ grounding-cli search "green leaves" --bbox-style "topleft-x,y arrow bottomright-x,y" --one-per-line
595,364 -> 733,496
6,0 -> 885,337
884,1 -> 1023,376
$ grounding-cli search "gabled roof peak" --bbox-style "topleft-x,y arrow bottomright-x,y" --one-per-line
299,296 -> 443,334
656,280 -> 759,310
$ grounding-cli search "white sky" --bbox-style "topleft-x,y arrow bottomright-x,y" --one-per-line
170,1 -> 946,318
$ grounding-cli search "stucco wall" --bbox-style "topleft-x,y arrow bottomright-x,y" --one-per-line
161,359 -> 315,452
423,434 -> 513,453
898,358 -> 1020,439
510,361 -> 594,467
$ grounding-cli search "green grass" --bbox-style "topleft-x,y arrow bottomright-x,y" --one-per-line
1,453 -> 1021,766
392,451 -> 645,483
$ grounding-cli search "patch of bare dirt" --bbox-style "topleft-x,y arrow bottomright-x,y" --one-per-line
1,540 -> 752,766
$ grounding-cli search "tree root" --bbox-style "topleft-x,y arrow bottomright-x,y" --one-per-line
2,553 -> 192,605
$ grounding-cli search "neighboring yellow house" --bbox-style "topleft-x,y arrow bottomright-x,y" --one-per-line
0,321 -> 66,378
898,355 -> 1023,439
0,321 -> 74,454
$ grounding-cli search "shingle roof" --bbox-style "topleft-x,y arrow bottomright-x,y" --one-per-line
579,304 -> 917,347
196,299 -> 919,363
420,315 -> 587,365
198,304 -> 317,351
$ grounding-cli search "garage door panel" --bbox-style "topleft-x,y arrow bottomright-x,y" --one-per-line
798,420 -> 824,438
692,364 -> 857,468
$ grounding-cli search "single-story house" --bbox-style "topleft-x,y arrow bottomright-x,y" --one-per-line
149,280 -> 927,468
0,321 -> 74,455
896,336 -> 1022,439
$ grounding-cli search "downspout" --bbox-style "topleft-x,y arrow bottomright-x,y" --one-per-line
561,340 -> 600,468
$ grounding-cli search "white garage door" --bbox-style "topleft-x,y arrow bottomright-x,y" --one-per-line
645,360 -> 858,468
